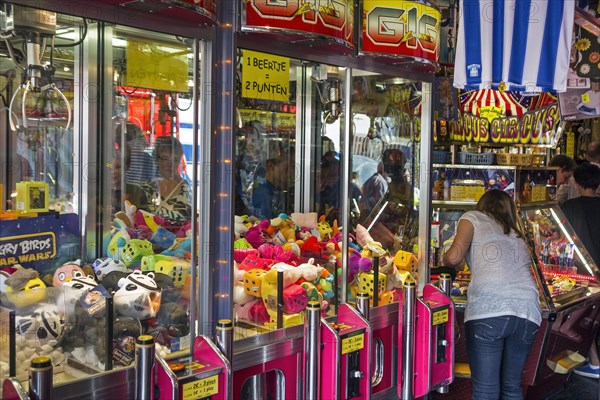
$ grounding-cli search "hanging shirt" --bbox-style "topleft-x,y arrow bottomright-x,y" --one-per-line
454,0 -> 575,93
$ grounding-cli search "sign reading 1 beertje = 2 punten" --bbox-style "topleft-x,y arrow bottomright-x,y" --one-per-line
242,50 -> 290,102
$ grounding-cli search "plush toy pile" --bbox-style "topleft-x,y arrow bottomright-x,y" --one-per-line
0,201 -> 193,376
0,201 -> 420,376
232,212 -> 418,333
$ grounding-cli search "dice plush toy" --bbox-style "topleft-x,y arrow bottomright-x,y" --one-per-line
243,269 -> 267,297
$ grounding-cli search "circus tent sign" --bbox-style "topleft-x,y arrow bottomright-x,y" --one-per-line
450,89 -> 560,145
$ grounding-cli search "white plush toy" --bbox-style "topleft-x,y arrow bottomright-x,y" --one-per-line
15,305 -> 64,347
290,212 -> 318,229
12,304 -> 66,379
59,272 -> 99,318
234,215 -> 249,239
233,284 -> 255,305
270,259 -> 323,286
113,271 -> 161,320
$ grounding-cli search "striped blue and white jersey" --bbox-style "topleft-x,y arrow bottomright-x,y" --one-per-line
454,0 -> 576,93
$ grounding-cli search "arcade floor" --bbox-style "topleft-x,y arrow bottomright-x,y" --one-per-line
547,373 -> 598,400
429,371 -> 598,400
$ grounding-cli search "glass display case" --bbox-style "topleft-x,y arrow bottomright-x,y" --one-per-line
431,164 -> 558,206
348,71 -> 422,306
429,163 -> 600,311
0,4 -> 204,393
230,50 -> 426,334
520,205 -> 600,309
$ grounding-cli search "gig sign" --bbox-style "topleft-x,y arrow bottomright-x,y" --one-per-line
449,104 -> 561,145
361,0 -> 440,63
244,0 -> 354,48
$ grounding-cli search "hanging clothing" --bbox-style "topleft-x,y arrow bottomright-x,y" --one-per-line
454,0 -> 575,93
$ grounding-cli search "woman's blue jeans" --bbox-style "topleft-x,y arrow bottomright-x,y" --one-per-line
465,316 -> 539,400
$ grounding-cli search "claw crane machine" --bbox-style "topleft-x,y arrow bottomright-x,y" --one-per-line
0,1 -> 230,398
205,1 -> 444,399
350,1 -> 450,398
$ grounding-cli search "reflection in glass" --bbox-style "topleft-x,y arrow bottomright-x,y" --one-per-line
348,71 -> 422,306
233,52 -> 346,337
105,27 -> 196,362
521,207 -> 600,308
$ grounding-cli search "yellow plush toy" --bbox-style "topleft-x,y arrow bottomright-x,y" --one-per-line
393,250 -> 418,273
4,267 -> 47,307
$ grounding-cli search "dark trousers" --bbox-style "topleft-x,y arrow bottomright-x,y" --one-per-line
466,316 -> 539,400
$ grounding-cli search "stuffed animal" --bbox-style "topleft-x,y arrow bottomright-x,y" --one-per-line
4,267 -> 47,307
146,302 -> 189,347
316,269 -> 335,299
12,304 -> 65,379
121,239 -> 154,267
245,220 -> 271,248
49,260 -> 85,287
234,215 -> 249,239
271,214 -> 296,244
107,222 -> 132,259
234,283 -> 255,305
355,224 -> 374,248
113,271 -> 161,320
0,266 -> 18,293
111,316 -> 142,367
141,255 -> 190,288
234,238 -> 254,249
233,248 -> 260,263
317,215 -> 333,241
257,243 -> 295,263
15,305 -> 64,347
92,257 -> 131,294
59,271 -> 99,318
161,237 -> 192,259
290,212 -> 318,229
238,253 -> 273,272
348,250 -> 373,282
114,200 -> 138,228
393,250 -> 418,273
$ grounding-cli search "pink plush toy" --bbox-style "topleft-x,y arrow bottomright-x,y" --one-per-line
257,243 -> 295,263
52,261 -> 85,287
283,284 -> 308,314
237,253 -> 273,271
245,220 -> 271,248
233,248 -> 260,263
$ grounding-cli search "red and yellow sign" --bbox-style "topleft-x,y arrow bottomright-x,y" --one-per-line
361,0 -> 440,63
244,0 -> 354,48
449,104 -> 561,145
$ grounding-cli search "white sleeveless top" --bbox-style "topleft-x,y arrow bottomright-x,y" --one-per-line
461,211 -> 541,326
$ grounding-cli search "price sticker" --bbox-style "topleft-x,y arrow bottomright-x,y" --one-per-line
182,375 -> 219,400
582,93 -> 590,103
432,308 -> 449,325
341,333 -> 365,354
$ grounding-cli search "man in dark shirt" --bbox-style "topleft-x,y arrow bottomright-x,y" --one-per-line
561,162 -> 600,378
561,162 -> 600,266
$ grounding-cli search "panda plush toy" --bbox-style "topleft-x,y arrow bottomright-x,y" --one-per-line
10,305 -> 66,379
15,306 -> 64,347
113,271 -> 161,320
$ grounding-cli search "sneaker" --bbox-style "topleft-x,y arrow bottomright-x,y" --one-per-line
573,362 -> 600,378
